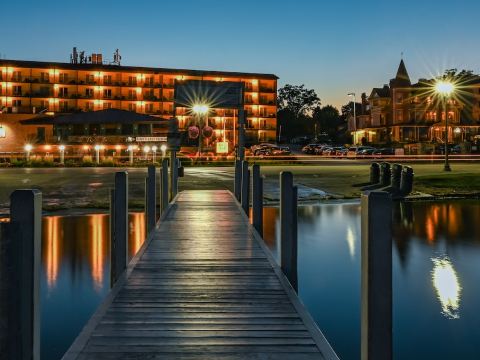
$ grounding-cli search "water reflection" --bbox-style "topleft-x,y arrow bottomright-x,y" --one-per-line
260,200 -> 480,360
41,212 -> 145,360
431,256 -> 462,319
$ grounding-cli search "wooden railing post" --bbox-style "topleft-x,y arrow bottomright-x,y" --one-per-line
361,191 -> 392,360
170,151 -> 177,201
110,171 -> 128,285
145,165 -> 156,233
234,160 -> 241,201
280,172 -> 298,292
161,159 -> 169,214
252,164 -> 263,237
0,189 -> 42,360
241,160 -> 250,214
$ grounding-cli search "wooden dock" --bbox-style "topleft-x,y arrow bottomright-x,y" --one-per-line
62,190 -> 338,360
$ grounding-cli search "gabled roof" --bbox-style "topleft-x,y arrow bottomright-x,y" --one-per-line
370,85 -> 390,98
20,108 -> 166,125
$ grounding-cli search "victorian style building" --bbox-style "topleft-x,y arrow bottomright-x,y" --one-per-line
350,60 -> 480,146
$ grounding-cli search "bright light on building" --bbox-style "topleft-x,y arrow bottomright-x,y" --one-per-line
160,144 -> 167,152
152,145 -> 158,152
192,104 -> 209,115
127,145 -> 134,151
94,145 -> 101,151
454,127 -> 461,134
435,81 -> 455,96
143,145 -> 151,153
83,145 -> 89,151
59,145 -> 65,151
24,144 -> 33,152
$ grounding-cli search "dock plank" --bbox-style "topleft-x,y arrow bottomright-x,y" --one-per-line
62,190 -> 338,360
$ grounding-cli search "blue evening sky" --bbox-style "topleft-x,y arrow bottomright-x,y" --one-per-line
2,0 -> 479,108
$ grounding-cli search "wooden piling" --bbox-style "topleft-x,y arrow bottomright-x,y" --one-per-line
161,159 -> 169,214
111,171 -> 128,285
361,191 -> 392,360
146,165 -> 156,233
234,160 -> 241,200
0,189 -> 42,360
241,160 -> 250,214
252,164 -> 263,237
280,172 -> 298,292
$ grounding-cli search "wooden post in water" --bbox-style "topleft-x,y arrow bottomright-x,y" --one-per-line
234,160 -> 241,201
280,172 -> 298,292
145,165 -> 156,233
161,159 -> 169,214
0,189 -> 42,360
252,164 -> 263,237
361,191 -> 392,360
170,151 -> 177,201
111,171 -> 128,285
241,160 -> 250,214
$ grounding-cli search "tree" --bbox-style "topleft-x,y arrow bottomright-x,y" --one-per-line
276,84 -> 321,142
277,84 -> 321,116
313,105 -> 345,142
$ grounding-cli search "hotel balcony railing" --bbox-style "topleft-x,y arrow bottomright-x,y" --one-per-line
259,86 -> 275,93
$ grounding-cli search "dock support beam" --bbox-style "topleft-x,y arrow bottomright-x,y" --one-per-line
110,171 -> 128,285
145,165 -> 156,233
234,160 -> 241,201
161,159 -> 169,215
241,160 -> 250,214
252,164 -> 263,237
0,189 -> 42,360
361,191 -> 392,360
280,171 -> 298,292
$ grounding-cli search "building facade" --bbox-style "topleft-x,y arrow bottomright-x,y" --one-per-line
0,59 -> 277,153
350,60 -> 480,146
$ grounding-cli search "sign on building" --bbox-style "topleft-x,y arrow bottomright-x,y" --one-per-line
174,80 -> 244,109
216,141 -> 229,154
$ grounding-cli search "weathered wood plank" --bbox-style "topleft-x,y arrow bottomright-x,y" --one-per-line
62,190 -> 338,360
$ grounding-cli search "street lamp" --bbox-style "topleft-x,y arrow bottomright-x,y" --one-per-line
152,145 -> 157,163
127,145 -> 134,165
435,80 -> 455,172
94,144 -> 101,164
348,92 -> 356,143
160,144 -> 167,159
59,145 -> 65,164
24,144 -> 33,161
192,104 -> 209,159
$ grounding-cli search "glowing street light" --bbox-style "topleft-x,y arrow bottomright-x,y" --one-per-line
160,144 -> 167,159
152,145 -> 158,163
59,145 -> 65,164
127,145 -> 134,165
192,104 -> 209,115
94,144 -> 101,164
435,80 -> 456,172
24,144 -> 33,161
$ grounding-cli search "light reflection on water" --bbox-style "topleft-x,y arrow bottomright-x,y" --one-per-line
261,200 -> 480,360
41,212 -> 145,360
40,201 -> 480,360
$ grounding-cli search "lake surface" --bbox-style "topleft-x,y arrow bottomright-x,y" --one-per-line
39,201 -> 480,359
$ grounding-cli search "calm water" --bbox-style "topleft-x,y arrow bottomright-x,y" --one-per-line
39,201 -> 480,359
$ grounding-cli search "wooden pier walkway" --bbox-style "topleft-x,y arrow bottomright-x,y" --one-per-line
63,190 -> 337,360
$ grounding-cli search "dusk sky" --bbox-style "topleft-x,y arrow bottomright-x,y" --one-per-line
2,0 -> 479,109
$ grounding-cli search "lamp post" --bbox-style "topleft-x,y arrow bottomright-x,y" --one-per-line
192,104 -> 209,159
348,92 -> 356,143
435,80 -> 455,172
94,144 -> 101,164
143,145 -> 150,161
24,144 -> 32,161
160,144 -> 167,159
128,145 -> 134,165
59,145 -> 65,164
152,145 -> 157,163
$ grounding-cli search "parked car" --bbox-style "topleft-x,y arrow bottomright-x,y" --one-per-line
314,146 -> 331,155
271,146 -> 291,155
357,148 -> 376,157
372,148 -> 395,156
355,146 -> 376,154
251,143 -> 277,155
302,143 -> 323,154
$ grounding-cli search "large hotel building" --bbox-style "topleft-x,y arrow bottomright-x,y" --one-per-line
0,54 -> 277,155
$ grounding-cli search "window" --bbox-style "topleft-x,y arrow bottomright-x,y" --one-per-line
85,88 -> 94,98
396,110 -> 403,122
103,102 -> 112,110
37,127 -> 46,143
59,87 -> 68,97
128,90 -> 136,100
121,124 -> 133,135
59,73 -> 69,83
13,99 -> 22,107
128,103 -> 137,112
85,102 -> 94,111
40,72 -> 50,83
128,76 -> 137,86
104,124 -> 117,135
12,71 -> 22,81
103,89 -> 112,98
86,74 -> 95,84
145,103 -> 154,113
138,124 -> 151,135
13,86 -> 22,95
59,101 -> 68,112
103,75 -> 112,85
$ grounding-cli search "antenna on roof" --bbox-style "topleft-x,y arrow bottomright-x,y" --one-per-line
113,49 -> 122,66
